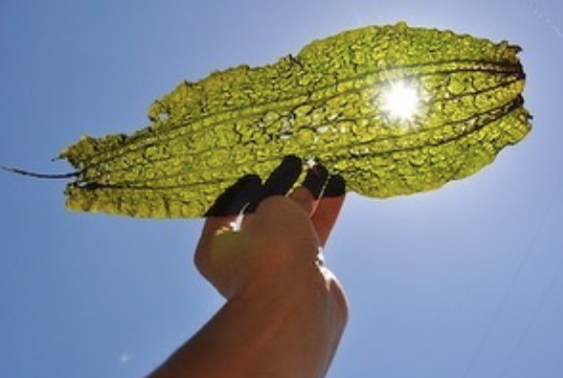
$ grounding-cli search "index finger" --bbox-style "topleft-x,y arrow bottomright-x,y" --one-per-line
200,174 -> 262,242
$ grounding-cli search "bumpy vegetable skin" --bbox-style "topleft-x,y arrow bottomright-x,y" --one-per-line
61,22 -> 531,218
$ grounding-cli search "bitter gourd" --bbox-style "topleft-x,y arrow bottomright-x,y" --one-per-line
60,22 -> 531,218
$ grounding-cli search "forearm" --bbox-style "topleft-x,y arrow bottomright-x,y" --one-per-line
147,267 -> 347,378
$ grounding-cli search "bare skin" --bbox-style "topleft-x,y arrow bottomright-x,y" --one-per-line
146,183 -> 347,378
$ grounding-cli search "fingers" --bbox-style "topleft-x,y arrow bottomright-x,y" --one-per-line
290,164 -> 328,215
205,175 -> 262,217
201,156 -> 346,248
312,174 -> 346,247
200,175 -> 262,256
263,155 -> 302,197
322,173 -> 346,198
288,165 -> 346,248
246,155 -> 302,213
302,164 -> 328,201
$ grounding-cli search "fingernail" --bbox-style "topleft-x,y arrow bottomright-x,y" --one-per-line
302,164 -> 328,200
323,174 -> 346,197
205,175 -> 262,217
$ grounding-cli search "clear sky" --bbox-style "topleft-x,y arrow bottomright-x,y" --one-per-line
1,0 -> 562,377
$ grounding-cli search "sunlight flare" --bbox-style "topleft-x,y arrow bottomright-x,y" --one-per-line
382,81 -> 423,122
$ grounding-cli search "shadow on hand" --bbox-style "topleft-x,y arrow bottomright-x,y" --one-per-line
204,155 -> 345,217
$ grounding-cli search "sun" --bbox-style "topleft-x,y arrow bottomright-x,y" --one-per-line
381,81 -> 423,122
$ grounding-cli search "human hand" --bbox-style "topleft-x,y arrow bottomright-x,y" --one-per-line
194,156 -> 346,300
146,157 -> 348,378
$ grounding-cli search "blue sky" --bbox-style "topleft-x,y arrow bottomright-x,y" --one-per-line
1,0 -> 562,377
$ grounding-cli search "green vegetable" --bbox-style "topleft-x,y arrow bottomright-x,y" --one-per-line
60,22 -> 531,218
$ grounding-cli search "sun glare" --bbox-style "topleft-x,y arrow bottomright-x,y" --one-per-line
381,81 -> 422,122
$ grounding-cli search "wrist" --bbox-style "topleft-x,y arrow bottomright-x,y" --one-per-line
233,260 -> 348,326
